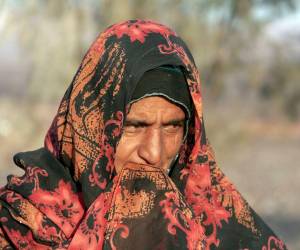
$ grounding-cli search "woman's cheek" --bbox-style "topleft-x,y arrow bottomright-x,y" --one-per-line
164,132 -> 183,158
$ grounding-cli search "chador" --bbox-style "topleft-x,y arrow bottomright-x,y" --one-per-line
0,20 -> 286,250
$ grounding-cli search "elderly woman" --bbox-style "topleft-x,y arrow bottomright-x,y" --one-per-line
0,20 -> 286,249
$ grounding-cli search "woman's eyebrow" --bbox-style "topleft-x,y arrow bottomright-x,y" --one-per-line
125,118 -> 185,127
162,118 -> 185,126
124,119 -> 150,126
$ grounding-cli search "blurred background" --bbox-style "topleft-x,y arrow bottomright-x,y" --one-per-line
0,0 -> 299,248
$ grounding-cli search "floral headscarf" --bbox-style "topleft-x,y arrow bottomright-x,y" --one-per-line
0,20 -> 287,250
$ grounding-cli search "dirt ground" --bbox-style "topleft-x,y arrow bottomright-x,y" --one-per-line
0,99 -> 299,248
205,106 -> 300,249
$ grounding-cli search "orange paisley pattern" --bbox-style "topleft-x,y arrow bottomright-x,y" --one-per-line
0,20 -> 287,249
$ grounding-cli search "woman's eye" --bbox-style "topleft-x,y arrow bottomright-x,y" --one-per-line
124,125 -> 137,133
164,124 -> 183,133
124,124 -> 143,133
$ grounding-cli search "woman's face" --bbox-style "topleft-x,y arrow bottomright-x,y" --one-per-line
114,96 -> 185,174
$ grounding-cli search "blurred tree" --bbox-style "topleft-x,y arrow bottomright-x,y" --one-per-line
193,0 -> 297,96
0,0 -> 299,119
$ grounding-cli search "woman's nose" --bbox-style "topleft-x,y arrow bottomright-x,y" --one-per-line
137,128 -> 162,166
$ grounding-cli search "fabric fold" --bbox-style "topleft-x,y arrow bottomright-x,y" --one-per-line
0,19 -> 287,249
0,148 -> 84,249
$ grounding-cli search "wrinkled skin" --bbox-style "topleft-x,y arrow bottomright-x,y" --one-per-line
0,19 -> 287,250
115,96 -> 185,174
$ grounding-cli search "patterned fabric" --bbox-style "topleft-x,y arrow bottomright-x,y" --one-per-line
0,20 -> 287,249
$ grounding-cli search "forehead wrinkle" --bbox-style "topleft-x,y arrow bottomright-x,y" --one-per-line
127,96 -> 186,124
127,108 -> 185,125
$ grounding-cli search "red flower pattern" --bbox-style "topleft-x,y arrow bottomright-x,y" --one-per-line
3,228 -> 51,250
29,180 -> 84,238
0,19 -> 287,249
68,193 -> 109,250
160,191 -> 206,250
108,19 -> 176,43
